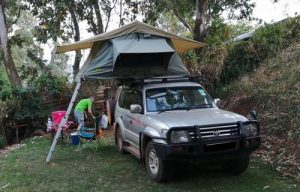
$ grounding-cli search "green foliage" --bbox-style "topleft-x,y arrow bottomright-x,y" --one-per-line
141,0 -> 254,41
32,74 -> 68,96
0,135 -> 6,149
0,69 -> 11,100
204,18 -> 234,45
215,16 -> 300,85
220,41 -> 259,84
0,73 -> 70,142
252,23 -> 288,59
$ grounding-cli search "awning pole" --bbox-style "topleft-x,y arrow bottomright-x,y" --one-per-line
46,82 -> 81,163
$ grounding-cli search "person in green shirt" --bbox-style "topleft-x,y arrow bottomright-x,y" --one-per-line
74,96 -> 95,131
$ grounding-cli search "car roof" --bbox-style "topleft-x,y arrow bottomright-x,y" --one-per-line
118,81 -> 201,91
143,81 -> 202,89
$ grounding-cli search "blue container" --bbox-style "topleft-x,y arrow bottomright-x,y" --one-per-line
71,132 -> 80,145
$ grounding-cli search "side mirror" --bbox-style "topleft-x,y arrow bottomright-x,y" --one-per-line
250,110 -> 257,120
213,98 -> 221,107
130,104 -> 142,114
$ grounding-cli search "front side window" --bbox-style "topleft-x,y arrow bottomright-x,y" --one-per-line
120,89 -> 143,110
146,87 -> 213,112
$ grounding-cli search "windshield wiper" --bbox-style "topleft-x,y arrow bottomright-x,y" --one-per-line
187,104 -> 213,111
156,107 -> 188,114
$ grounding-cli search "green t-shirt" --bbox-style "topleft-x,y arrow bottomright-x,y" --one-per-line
75,99 -> 92,112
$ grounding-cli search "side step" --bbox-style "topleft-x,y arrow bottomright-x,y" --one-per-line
124,145 -> 141,159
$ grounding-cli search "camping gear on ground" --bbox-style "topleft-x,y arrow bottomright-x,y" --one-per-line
50,111 -> 73,143
47,117 -> 52,132
71,132 -> 80,145
77,116 -> 101,151
100,113 -> 108,129
46,21 -> 205,163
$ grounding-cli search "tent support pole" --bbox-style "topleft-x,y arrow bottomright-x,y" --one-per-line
46,82 -> 81,163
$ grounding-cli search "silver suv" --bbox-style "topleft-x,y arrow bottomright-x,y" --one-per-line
113,77 -> 260,182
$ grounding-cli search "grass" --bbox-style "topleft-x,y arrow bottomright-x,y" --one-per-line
0,136 -> 299,192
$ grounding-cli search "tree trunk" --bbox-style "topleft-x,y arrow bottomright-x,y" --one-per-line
0,119 -> 7,142
0,0 -> 21,87
193,0 -> 207,42
92,0 -> 104,34
69,8 -> 82,78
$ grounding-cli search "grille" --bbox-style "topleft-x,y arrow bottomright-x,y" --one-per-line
199,124 -> 239,138
187,129 -> 198,141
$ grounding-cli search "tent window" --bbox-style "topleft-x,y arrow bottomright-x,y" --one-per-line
115,52 -> 173,70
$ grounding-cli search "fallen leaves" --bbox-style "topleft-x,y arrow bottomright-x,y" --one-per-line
253,134 -> 300,179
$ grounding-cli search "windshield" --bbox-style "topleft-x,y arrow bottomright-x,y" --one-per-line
146,86 -> 213,112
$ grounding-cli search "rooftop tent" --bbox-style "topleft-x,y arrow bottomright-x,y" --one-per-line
55,21 -> 205,82
77,33 -> 189,81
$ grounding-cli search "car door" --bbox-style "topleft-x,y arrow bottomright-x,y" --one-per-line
125,90 -> 144,148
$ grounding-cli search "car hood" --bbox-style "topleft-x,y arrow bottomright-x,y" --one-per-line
147,108 -> 247,128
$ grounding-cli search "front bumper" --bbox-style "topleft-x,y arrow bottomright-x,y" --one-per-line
154,136 -> 260,161
154,121 -> 261,161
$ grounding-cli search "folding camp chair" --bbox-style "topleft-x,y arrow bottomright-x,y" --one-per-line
77,116 -> 101,151
50,111 -> 73,143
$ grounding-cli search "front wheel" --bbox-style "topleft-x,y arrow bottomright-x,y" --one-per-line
145,141 -> 172,182
222,156 -> 250,175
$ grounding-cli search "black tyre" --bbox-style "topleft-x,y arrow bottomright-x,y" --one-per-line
223,156 -> 250,175
145,141 -> 171,182
116,128 -> 126,154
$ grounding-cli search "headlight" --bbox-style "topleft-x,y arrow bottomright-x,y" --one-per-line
170,131 -> 190,143
243,123 -> 258,136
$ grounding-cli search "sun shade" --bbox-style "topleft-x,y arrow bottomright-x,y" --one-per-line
56,21 -> 205,53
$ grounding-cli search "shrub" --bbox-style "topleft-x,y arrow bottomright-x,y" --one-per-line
0,135 -> 6,149
252,22 -> 287,59
220,41 -> 259,84
216,16 -> 300,87
0,74 -> 70,143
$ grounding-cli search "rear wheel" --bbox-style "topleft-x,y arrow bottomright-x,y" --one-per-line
145,141 -> 171,182
116,128 -> 126,154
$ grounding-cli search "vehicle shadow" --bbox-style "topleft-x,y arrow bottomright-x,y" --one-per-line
170,161 -> 235,182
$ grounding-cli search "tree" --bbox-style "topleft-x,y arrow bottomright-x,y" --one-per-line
140,0 -> 255,42
26,0 -> 117,77
0,0 -> 21,87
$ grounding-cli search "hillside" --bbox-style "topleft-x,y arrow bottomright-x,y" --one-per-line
221,41 -> 300,179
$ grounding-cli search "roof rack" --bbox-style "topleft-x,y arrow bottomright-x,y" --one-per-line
117,75 -> 206,87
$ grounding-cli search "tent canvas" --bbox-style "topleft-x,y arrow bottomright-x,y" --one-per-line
77,33 -> 190,81
55,21 -> 205,82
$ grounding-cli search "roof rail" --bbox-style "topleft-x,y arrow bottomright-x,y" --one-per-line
117,75 -> 206,87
